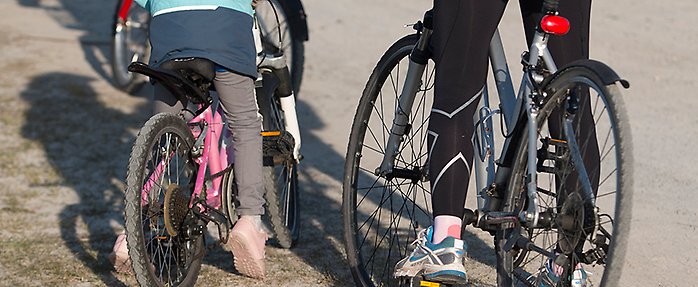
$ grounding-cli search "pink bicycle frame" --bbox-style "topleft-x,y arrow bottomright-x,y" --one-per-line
141,104 -> 232,210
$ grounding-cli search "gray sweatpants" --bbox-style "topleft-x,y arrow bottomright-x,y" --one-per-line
153,71 -> 265,216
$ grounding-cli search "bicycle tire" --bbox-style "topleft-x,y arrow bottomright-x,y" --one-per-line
111,0 -> 150,93
256,0 -> 305,95
495,67 -> 632,287
221,166 -> 238,228
343,34 -> 437,287
124,113 -> 204,287
258,86 -> 301,249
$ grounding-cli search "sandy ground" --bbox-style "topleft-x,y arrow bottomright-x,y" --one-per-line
0,0 -> 696,286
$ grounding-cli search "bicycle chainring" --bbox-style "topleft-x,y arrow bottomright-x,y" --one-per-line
164,184 -> 191,237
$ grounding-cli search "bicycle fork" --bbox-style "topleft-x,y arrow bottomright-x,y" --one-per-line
375,22 -> 433,179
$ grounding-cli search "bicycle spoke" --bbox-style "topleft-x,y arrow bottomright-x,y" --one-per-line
378,85 -> 388,149
596,190 -> 617,199
370,97 -> 391,144
365,124 -> 386,155
364,183 -> 412,269
361,143 -> 385,156
597,169 -> 617,191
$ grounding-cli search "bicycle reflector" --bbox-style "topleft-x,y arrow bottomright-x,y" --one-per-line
540,15 -> 570,35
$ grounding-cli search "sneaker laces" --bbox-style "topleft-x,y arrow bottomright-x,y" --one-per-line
409,228 -> 454,266
410,229 -> 429,247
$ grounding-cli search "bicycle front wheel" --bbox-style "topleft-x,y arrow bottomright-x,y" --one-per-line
497,67 -> 632,287
111,0 -> 150,93
124,113 -> 204,287
259,86 -> 301,249
343,34 -> 437,287
255,0 -> 305,95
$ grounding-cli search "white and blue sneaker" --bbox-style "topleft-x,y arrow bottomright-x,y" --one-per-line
393,226 -> 468,284
539,259 -> 588,287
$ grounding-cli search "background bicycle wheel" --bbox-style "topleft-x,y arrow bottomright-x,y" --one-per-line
0,0 -> 695,286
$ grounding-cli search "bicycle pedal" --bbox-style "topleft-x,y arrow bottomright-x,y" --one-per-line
418,280 -> 460,287
261,130 -> 281,137
537,137 -> 571,173
419,280 -> 442,287
262,130 -> 295,165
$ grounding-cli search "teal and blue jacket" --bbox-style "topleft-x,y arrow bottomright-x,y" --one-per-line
134,0 -> 253,17
137,0 -> 258,77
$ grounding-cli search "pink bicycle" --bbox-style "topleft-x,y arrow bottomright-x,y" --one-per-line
122,21 -> 302,286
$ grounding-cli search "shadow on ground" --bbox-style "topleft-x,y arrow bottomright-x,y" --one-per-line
20,72 -> 149,286
17,0 -> 118,86
17,73 -> 495,286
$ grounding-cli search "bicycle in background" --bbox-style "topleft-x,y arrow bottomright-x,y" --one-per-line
110,0 -> 309,94
342,1 -> 632,286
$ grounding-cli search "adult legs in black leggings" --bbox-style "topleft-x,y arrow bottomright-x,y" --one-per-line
428,0 -> 592,242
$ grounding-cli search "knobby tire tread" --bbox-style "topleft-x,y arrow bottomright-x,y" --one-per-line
263,166 -> 297,248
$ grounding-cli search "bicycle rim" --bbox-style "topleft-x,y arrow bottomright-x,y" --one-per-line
343,34 -> 438,287
501,69 -> 631,287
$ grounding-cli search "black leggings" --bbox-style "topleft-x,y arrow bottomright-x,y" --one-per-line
428,0 -> 592,218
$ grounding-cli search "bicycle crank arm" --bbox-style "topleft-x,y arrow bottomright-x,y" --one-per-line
192,200 -> 232,243
463,209 -> 519,230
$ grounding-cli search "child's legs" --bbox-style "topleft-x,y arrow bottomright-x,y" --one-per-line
214,71 -> 265,216
153,83 -> 186,115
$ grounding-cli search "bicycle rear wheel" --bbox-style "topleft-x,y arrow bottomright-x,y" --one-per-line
343,34 -> 437,287
124,113 -> 204,287
497,67 -> 632,287
111,0 -> 150,93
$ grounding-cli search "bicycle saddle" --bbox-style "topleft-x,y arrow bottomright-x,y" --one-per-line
128,57 -> 215,104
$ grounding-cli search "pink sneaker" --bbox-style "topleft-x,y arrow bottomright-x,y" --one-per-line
228,217 -> 268,279
108,232 -> 133,274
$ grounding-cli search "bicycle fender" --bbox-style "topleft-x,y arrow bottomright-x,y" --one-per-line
548,59 -> 630,89
279,0 -> 309,41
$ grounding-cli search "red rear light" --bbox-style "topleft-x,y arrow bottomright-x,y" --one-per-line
540,15 -> 570,35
